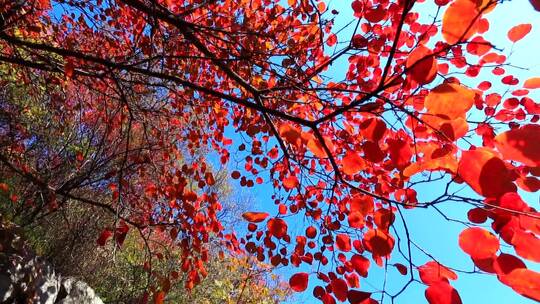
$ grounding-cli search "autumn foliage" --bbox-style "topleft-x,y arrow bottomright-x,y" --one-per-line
1,0 -> 540,303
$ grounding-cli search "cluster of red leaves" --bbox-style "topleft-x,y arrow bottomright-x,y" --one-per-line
0,0 -> 539,303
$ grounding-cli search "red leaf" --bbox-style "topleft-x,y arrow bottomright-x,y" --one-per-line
114,221 -> 129,247
472,256 -> 496,273
242,211 -> 269,223
499,269 -> 540,301
360,118 -> 387,142
336,233 -> 352,252
321,293 -> 337,304
374,208 -> 395,231
289,272 -> 309,292
387,138 -> 412,170
97,229 -> 113,246
418,261 -> 458,285
350,254 -> 370,277
395,263 -> 408,275
406,44 -> 437,85
350,195 -> 374,216
425,281 -> 463,304
64,60 -> 74,78
327,34 -> 337,46
362,141 -> 385,163
493,253 -> 526,275
306,226 -> 317,238
459,227 -> 500,259
511,230 -> 540,262
362,229 -> 394,257
516,176 -> 540,192
364,6 -> 386,23
331,278 -> 348,302
267,218 -> 288,239
531,0 -> 540,11
467,208 -> 488,224
507,24 -> 532,42
458,148 -> 515,198
347,290 -> 372,304
495,124 -> 540,167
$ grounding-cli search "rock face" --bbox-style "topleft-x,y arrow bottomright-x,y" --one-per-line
0,220 -> 104,304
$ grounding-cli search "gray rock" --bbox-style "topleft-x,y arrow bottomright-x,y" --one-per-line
0,220 -> 103,304
56,278 -> 104,304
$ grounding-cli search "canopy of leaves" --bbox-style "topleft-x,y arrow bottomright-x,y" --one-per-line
0,0 -> 539,303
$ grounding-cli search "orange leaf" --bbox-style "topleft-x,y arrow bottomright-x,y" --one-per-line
306,136 -> 327,158
425,83 -> 475,119
37,0 -> 51,9
438,117 -> 469,141
458,148 -> 515,198
442,0 -> 480,44
289,272 -> 309,292
507,24 -> 532,42
283,175 -> 299,190
406,44 -> 438,85
154,291 -> 166,304
425,281 -> 463,304
459,227 -> 500,259
403,154 -> 458,178
475,0 -> 497,12
499,269 -> 540,301
279,124 -> 303,149
242,211 -> 269,223
523,77 -> 540,89
342,151 -> 365,175
495,124 -> 540,166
